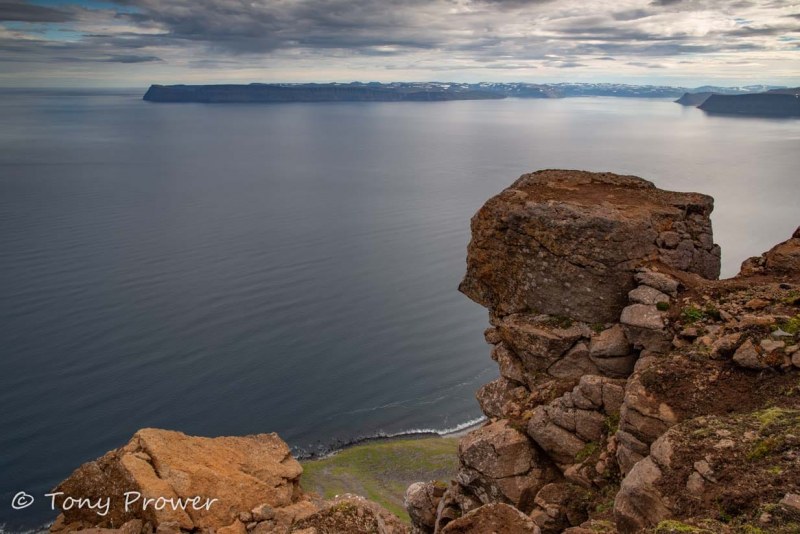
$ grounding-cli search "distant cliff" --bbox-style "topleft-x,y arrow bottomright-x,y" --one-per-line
699,92 -> 800,117
142,83 -> 504,103
143,82 -> 785,104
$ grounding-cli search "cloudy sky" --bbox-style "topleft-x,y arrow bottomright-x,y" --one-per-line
1,0 -> 799,88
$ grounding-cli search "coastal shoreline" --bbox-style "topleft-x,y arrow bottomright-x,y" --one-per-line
295,415 -> 487,460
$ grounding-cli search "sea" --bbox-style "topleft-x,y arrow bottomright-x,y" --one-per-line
1,89 -> 798,531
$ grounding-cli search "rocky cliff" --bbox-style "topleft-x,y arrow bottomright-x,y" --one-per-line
698,93 -> 800,117
50,170 -> 799,534
405,170 -> 800,534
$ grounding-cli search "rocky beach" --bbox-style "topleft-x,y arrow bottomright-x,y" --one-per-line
46,170 -> 800,533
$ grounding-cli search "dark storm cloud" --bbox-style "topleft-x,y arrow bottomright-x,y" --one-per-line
0,1 -> 74,22
114,0 -> 444,54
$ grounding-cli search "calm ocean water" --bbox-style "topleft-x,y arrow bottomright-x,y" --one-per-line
1,90 -> 798,530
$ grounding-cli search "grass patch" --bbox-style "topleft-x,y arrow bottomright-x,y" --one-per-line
300,436 -> 459,522
681,306 -> 706,323
654,519 -> 713,533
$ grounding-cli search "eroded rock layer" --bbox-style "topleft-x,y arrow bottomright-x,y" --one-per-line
409,170 -> 799,534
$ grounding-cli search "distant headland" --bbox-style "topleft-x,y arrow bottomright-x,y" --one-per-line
142,82 -> 782,104
676,87 -> 800,117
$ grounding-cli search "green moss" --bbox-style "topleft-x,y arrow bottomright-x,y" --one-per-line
604,413 -> 620,436
301,436 -> 459,522
653,519 -> 712,533
756,406 -> 793,428
656,301 -> 671,312
777,315 -> 800,335
681,306 -> 706,323
575,441 -> 599,462
747,436 -> 782,461
549,315 -> 574,329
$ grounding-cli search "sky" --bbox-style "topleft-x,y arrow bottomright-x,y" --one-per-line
0,0 -> 799,88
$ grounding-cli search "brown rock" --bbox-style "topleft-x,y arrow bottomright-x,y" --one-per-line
491,343 -> 528,385
531,482 -> 588,534
634,270 -> 680,297
628,285 -> 671,306
589,325 -> 630,358
738,227 -> 800,277
290,494 -> 407,534
50,429 -> 307,532
405,481 -> 446,533
548,342 -> 600,380
459,170 -> 719,324
613,456 -> 671,533
763,229 -> 800,275
440,503 -> 540,534
527,406 -> 587,466
780,493 -> 800,514
476,377 -> 531,421
494,314 -> 587,373
732,339 -> 768,370
457,420 -> 557,512
710,333 -> 742,358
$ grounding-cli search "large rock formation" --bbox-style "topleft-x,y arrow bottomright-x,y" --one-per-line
407,170 -> 799,534
458,170 -> 720,323
49,429 -> 406,534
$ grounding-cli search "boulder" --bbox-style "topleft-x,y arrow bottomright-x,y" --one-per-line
530,483 -> 589,533
628,285 -> 670,305
620,304 -> 671,353
732,338 -> 768,370
526,376 -> 625,470
290,494 -> 407,534
457,420 -> 557,512
459,170 -> 719,324
405,481 -> 446,534
50,429 -> 308,532
440,503 -> 540,534
476,377 -> 532,421
494,314 -> 588,373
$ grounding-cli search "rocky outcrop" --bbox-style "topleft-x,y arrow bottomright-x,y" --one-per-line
615,410 -> 800,533
456,420 -> 559,513
439,503 -> 541,533
408,171 -> 798,534
49,429 -> 406,534
405,482 -> 446,534
50,429 -> 312,533
458,170 -> 720,323
290,494 -> 408,534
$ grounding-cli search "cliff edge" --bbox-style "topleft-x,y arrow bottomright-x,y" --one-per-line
405,170 -> 799,534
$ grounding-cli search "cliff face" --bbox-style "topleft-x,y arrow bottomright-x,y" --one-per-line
407,170 -> 800,534
698,93 -> 800,117
459,170 -> 720,324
